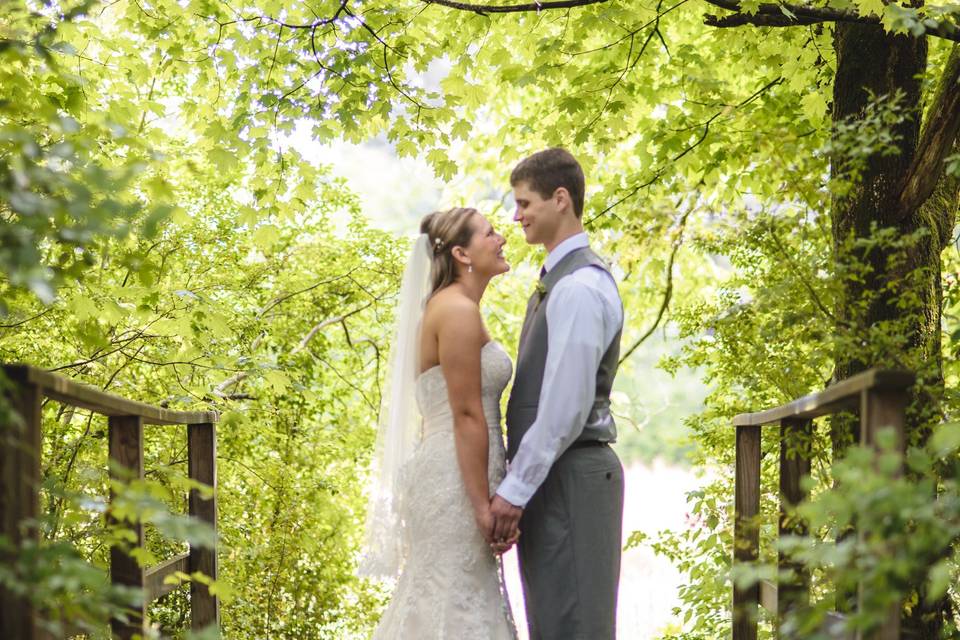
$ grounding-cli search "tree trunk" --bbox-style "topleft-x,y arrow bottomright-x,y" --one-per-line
830,26 -> 960,638
830,24 -> 927,379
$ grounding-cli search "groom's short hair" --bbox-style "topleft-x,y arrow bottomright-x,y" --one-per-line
510,148 -> 585,218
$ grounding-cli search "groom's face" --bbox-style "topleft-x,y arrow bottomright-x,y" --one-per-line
512,180 -> 559,246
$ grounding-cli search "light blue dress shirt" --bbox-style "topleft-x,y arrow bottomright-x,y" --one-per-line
496,232 -> 624,507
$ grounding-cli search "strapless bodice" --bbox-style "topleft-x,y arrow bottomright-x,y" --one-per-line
416,341 -> 513,438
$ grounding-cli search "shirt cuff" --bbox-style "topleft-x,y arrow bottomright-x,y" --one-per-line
495,472 -> 536,508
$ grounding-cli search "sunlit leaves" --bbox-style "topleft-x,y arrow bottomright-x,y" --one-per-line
1,168 -> 403,634
854,0 -> 886,16
3,0 -> 958,637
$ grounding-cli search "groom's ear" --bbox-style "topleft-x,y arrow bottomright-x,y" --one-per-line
553,187 -> 572,214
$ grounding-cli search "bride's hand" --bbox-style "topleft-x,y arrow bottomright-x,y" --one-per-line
474,505 -> 496,544
491,528 -> 521,556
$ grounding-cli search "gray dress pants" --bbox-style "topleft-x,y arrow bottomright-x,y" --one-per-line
517,444 -> 624,640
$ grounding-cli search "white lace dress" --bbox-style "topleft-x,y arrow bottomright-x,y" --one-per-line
372,341 -> 518,639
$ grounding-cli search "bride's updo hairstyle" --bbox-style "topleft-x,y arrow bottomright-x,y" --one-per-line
420,207 -> 478,294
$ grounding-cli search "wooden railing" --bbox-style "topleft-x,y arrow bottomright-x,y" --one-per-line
0,364 -> 221,639
732,368 -> 914,640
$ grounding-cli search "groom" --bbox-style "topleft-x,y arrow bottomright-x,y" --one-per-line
490,148 -> 625,639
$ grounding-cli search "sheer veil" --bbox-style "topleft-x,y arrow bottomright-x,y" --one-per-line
358,234 -> 433,579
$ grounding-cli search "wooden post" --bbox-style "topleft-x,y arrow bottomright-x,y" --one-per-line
0,368 -> 42,640
860,388 -> 906,454
734,423 -> 761,640
857,388 -> 907,640
109,415 -> 146,640
778,419 -> 812,627
188,422 -> 219,630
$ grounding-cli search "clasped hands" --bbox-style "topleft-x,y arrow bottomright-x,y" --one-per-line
477,494 -> 523,556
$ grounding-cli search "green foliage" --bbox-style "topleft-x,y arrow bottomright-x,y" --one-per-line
771,426 -> 960,639
649,487 -> 732,638
640,201 -> 838,637
0,534 -> 141,639
638,140 -> 954,635
0,2 -> 172,306
1,156 -> 403,635
946,153 -> 960,180
2,0 -> 959,636
825,91 -> 911,201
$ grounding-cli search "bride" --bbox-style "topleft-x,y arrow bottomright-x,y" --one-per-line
359,207 -> 519,638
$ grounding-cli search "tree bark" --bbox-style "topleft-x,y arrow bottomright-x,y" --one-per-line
830,28 -> 960,637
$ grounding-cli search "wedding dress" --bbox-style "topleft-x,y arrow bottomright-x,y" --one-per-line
371,340 -> 517,639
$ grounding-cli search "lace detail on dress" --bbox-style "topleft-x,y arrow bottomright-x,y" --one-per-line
372,341 -> 518,640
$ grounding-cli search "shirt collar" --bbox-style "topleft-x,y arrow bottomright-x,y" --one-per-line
544,232 -> 589,274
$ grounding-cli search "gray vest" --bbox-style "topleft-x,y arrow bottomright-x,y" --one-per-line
505,246 -> 622,461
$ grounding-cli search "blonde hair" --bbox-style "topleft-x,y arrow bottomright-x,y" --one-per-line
419,207 -> 479,294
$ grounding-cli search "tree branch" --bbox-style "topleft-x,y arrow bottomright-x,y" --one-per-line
705,0 -> 862,24
706,12 -> 822,27
0,308 -> 52,328
291,301 -> 374,354
702,0 -> 960,43
423,0 -> 607,15
214,371 -> 249,395
618,207 -> 693,364
898,44 -> 960,217
256,268 -> 359,319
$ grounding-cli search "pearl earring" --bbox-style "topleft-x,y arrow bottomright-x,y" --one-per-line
468,265 -> 473,273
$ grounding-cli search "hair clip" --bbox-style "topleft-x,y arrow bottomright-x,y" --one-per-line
433,237 -> 444,254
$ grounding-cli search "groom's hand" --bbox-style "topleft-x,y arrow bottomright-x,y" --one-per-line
490,495 -> 523,542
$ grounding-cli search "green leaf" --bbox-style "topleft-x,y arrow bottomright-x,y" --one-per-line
929,423 -> 960,458
253,225 -> 281,250
263,370 -> 291,393
207,147 -> 239,173
926,559 -> 952,601
800,91 -> 828,123
855,0 -> 885,17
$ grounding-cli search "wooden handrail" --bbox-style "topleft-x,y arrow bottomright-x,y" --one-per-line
732,368 -> 913,640
0,364 -> 221,639
144,552 -> 191,602
3,364 -> 218,425
733,369 -> 915,427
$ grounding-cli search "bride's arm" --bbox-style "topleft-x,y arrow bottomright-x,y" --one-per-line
436,297 -> 493,542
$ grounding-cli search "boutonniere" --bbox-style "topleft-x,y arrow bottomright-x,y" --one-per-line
534,281 -> 547,301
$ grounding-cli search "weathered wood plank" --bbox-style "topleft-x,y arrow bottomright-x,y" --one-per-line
733,370 -> 914,427
2,365 -> 218,425
864,609 -> 901,640
734,424 -> 761,640
859,388 -> 906,640
859,388 -> 907,454
779,419 -> 812,620
823,612 -> 856,639
188,422 -> 219,630
0,370 -> 42,640
144,552 -> 190,603
760,579 -> 778,614
109,415 -> 146,640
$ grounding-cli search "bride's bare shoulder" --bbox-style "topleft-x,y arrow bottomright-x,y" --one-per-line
423,287 -> 481,330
